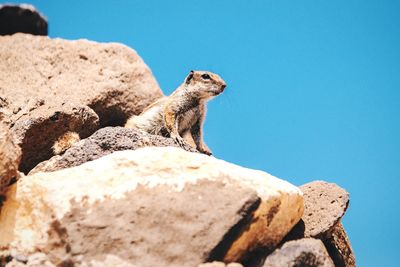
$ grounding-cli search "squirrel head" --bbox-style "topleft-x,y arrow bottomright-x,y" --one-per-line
184,70 -> 227,99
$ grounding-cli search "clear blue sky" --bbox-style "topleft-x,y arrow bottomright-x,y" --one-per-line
11,1 -> 400,266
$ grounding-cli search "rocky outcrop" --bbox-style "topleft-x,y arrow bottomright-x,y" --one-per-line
0,123 -> 21,195
0,147 -> 303,267
29,127 -> 197,174
284,181 -> 355,267
0,33 -> 162,173
0,4 -> 47,36
262,238 -> 334,267
0,7 -> 356,266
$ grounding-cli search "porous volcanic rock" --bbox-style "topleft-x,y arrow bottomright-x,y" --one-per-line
285,181 -> 349,240
0,4 -> 47,36
0,123 -> 21,195
29,127 -> 197,174
283,181 -> 355,266
0,33 -> 162,173
262,238 -> 334,267
300,181 -> 349,238
0,147 -> 303,266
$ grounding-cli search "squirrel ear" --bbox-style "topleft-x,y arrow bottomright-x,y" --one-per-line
186,70 -> 194,84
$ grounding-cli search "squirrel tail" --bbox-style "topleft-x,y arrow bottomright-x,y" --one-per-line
53,131 -> 80,155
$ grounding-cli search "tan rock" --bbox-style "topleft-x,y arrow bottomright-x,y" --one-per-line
0,147 -> 303,266
0,123 -> 21,195
198,262 -> 243,267
0,33 -> 162,173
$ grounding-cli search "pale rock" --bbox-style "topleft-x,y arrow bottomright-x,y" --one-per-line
0,147 -> 303,266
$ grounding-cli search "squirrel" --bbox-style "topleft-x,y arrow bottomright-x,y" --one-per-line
125,70 -> 226,155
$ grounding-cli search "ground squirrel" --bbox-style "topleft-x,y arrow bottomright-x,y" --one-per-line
125,70 -> 226,155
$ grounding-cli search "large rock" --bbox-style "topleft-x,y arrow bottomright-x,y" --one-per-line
0,147 -> 303,266
284,181 -> 355,266
0,4 -> 47,36
29,127 -> 197,174
262,238 -> 334,267
0,123 -> 21,195
0,33 -> 162,173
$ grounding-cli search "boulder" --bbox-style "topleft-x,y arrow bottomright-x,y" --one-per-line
0,33 -> 162,173
0,4 -> 47,36
283,181 -> 355,266
0,147 -> 303,266
262,238 -> 334,267
0,123 -> 21,195
29,127 -> 197,174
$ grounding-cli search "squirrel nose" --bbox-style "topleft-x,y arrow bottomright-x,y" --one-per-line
221,83 -> 226,91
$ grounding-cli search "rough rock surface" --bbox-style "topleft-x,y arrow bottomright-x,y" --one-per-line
263,238 -> 334,267
287,181 -> 349,239
0,123 -> 21,195
0,33 -> 162,173
198,262 -> 243,267
0,147 -> 303,266
0,4 -> 47,36
29,127 -> 197,174
283,181 -> 355,266
323,222 -> 356,267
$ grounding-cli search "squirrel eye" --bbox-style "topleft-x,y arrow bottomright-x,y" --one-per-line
201,74 -> 211,80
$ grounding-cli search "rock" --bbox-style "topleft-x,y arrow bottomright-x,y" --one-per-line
286,181 -> 349,239
198,262 -> 243,267
0,33 -> 162,173
283,181 -> 355,266
0,147 -> 303,266
323,222 -> 356,267
29,127 -> 197,174
0,4 -> 47,36
262,238 -> 334,267
4,253 -> 55,267
0,123 -> 21,195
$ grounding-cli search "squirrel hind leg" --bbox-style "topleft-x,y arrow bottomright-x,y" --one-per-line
53,131 -> 80,155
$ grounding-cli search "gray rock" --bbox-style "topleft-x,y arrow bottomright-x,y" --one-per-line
0,33 -> 162,173
29,127 -> 197,174
263,238 -> 334,267
0,4 -> 47,36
